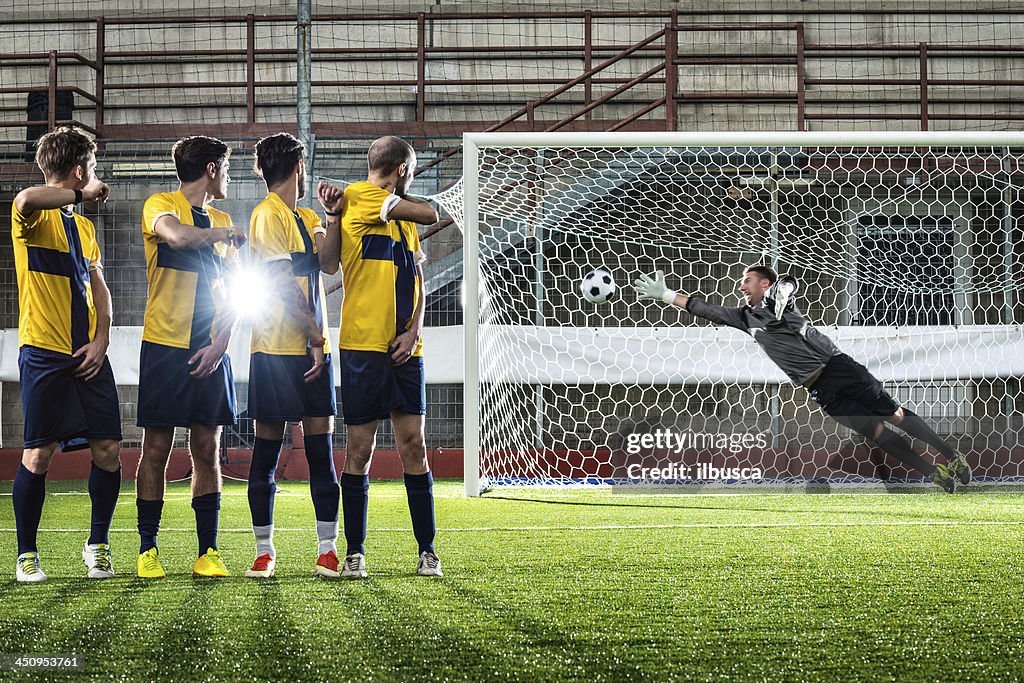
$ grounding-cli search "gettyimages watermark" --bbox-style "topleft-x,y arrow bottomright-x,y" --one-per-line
607,413 -> 995,493
622,428 -> 768,482
612,417 -> 771,491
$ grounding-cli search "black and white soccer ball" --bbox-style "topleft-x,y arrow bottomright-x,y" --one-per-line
580,268 -> 616,304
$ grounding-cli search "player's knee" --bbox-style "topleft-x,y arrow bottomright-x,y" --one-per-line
872,422 -> 886,441
22,448 -> 55,474
887,407 -> 905,425
89,440 -> 120,471
191,448 -> 220,476
344,449 -> 372,474
396,432 -> 426,458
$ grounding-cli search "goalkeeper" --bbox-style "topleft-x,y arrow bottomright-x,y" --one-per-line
634,265 -> 972,492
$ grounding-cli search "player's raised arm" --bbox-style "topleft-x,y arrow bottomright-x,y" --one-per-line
387,194 -> 438,225
634,270 -> 749,331
152,214 -> 244,251
14,175 -> 109,215
316,180 -> 344,274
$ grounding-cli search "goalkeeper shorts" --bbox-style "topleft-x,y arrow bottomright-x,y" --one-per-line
807,353 -> 899,426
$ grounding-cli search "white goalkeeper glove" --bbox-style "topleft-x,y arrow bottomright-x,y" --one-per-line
634,270 -> 678,305
772,279 -> 796,320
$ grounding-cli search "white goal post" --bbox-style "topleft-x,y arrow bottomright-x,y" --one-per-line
459,131 -> 1024,496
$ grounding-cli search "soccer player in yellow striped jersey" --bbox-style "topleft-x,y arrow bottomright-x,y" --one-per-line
318,136 -> 442,578
244,133 -> 340,580
135,136 -> 247,579
10,126 -> 121,583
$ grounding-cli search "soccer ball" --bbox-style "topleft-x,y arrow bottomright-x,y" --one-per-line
580,268 -> 616,304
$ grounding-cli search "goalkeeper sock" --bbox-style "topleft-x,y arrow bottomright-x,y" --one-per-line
895,410 -> 957,460
874,427 -> 937,477
340,472 -> 369,556
404,471 -> 436,555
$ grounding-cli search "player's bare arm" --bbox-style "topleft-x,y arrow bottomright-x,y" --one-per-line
73,265 -> 112,381
388,195 -> 438,225
316,181 -> 344,275
153,215 -> 246,250
14,176 -> 109,214
390,263 -> 426,366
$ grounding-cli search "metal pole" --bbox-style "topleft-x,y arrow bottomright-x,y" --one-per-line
463,137 -> 482,496
664,17 -> 677,131
416,13 -> 426,122
48,51 -> 57,129
1002,148 -> 1017,447
1002,148 -> 1016,325
297,0 -> 313,196
533,150 -> 546,450
796,22 -> 805,131
247,14 -> 256,124
768,151 -> 782,447
95,18 -> 105,133
919,42 -> 929,131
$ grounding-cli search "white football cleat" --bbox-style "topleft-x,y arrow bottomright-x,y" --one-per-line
82,543 -> 115,579
341,552 -> 368,579
416,551 -> 443,577
16,552 -> 47,583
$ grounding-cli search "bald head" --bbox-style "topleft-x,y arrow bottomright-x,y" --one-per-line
368,136 -> 415,175
367,135 -> 417,197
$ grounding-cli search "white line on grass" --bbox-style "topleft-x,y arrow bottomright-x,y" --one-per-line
5,520 -> 1023,534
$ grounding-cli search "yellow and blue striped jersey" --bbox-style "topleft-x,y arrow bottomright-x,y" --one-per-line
248,192 -> 330,356
141,190 -> 236,350
12,203 -> 101,355
338,181 -> 424,356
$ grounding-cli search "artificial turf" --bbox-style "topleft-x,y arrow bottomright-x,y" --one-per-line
0,480 -> 1022,681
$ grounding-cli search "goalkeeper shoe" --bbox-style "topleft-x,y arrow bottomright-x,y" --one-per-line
341,552 -> 368,579
245,553 -> 276,579
416,551 -> 443,577
193,548 -> 230,578
16,552 -> 47,583
932,463 -> 956,494
948,452 -> 972,486
82,543 -> 115,579
314,550 -> 340,578
137,548 -> 166,579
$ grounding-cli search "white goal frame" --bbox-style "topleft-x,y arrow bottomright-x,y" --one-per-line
462,131 -> 1024,496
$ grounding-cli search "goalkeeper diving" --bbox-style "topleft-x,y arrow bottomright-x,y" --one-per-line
634,265 -> 972,492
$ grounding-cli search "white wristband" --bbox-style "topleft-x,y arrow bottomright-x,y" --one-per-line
661,289 -> 678,305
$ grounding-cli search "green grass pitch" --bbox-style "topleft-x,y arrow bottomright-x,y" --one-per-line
1,480 -> 1023,681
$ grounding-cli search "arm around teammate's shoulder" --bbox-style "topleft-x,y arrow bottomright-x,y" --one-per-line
387,195 -> 438,225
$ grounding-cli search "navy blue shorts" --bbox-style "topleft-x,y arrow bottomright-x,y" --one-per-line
137,341 -> 237,428
248,352 -> 337,422
19,345 -> 122,451
339,349 -> 425,425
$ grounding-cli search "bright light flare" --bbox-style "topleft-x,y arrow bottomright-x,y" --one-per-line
225,265 -> 271,321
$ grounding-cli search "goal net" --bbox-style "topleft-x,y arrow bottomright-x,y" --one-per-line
454,132 -> 1024,495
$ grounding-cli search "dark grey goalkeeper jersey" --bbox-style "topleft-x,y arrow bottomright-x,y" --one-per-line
683,278 -> 841,386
